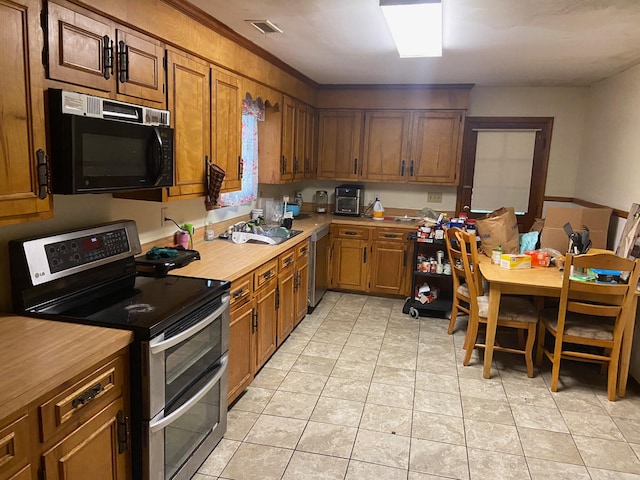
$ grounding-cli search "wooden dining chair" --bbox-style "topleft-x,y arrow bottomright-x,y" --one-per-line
444,227 -> 477,334
456,229 -> 539,377
536,253 -> 640,401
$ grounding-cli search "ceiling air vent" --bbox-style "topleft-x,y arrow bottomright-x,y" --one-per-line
247,20 -> 283,35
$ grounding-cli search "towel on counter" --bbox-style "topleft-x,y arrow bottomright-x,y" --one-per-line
146,247 -> 178,260
205,160 -> 226,211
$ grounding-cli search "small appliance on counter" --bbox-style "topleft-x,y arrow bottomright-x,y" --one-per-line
315,190 -> 328,213
335,184 -> 364,216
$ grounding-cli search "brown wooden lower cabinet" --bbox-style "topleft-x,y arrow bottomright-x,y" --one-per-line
42,398 -> 128,480
294,240 -> 310,326
330,225 -> 412,297
0,348 -> 130,480
277,248 -> 297,347
228,297 -> 255,405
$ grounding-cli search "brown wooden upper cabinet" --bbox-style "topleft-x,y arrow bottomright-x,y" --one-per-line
316,110 -> 364,180
46,1 -> 166,106
211,66 -> 242,193
259,95 -> 315,184
0,0 -> 52,226
317,109 -> 463,185
166,49 -> 210,199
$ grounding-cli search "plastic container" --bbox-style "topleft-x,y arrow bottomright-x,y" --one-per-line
372,197 -> 384,220
315,191 -> 328,213
251,208 -> 263,221
204,212 -> 215,241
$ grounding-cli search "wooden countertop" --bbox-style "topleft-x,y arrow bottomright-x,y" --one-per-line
167,213 -> 419,283
0,315 -> 133,420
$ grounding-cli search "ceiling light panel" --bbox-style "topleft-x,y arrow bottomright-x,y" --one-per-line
380,0 -> 442,57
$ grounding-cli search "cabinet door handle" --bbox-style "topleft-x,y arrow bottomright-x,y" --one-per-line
409,160 -> 414,176
383,233 -> 399,239
252,309 -> 257,333
300,246 -> 308,255
400,159 -> 405,177
238,156 -> 243,178
117,410 -> 129,454
232,288 -> 245,299
353,158 -> 357,175
263,271 -> 273,280
403,251 -> 407,267
281,156 -> 286,174
72,383 -> 104,408
363,247 -> 367,263
36,149 -> 50,200
344,231 -> 357,236
118,40 -> 129,83
103,35 -> 114,80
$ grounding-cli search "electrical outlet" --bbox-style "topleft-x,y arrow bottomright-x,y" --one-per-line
160,207 -> 168,227
427,192 -> 443,203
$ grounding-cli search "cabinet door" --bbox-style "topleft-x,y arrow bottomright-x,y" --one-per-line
331,238 -> 368,292
228,299 -> 254,404
212,66 -> 242,193
0,0 -> 52,226
46,2 -> 114,91
115,28 -> 165,105
166,49 -> 210,198
277,261 -> 296,347
369,240 -> 409,295
280,96 -> 295,182
304,106 -> 317,179
408,111 -> 462,184
362,111 -> 411,182
293,102 -> 307,181
254,278 -> 277,371
317,110 -> 363,180
42,398 -> 128,480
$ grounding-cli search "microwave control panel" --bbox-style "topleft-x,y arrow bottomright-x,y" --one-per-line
45,228 -> 130,273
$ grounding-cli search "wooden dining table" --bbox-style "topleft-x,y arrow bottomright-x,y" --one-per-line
478,257 -> 639,398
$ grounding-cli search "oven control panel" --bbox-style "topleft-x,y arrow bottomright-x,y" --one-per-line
45,228 -> 130,273
10,220 -> 142,286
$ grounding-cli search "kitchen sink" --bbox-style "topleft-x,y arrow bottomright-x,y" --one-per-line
219,228 -> 304,245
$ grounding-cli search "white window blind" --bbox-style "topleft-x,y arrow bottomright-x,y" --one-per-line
471,130 -> 537,214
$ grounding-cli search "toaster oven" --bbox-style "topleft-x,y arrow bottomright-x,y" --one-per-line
335,184 -> 364,216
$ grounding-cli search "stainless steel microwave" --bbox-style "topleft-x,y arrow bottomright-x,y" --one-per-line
47,89 -> 174,194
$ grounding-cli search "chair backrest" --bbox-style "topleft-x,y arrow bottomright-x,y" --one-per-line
444,227 -> 466,293
454,228 -> 483,298
558,253 -> 640,336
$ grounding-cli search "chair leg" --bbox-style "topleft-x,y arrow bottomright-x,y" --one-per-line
524,323 -> 536,378
550,331 -> 563,392
607,349 -> 621,402
448,300 -> 459,335
463,316 -> 479,366
535,321 -> 546,366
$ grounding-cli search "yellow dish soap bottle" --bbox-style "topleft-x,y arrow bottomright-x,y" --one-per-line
373,197 -> 384,220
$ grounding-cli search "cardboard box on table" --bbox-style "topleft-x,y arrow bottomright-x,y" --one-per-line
540,206 -> 612,253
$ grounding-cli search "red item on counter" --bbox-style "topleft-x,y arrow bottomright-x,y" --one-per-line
524,250 -> 551,267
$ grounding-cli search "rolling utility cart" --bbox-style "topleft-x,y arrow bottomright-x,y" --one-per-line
402,231 -> 453,319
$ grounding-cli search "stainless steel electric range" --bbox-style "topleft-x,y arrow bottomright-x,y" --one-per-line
9,220 -> 230,480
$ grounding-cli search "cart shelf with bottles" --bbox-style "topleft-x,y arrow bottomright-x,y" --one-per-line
402,232 -> 453,319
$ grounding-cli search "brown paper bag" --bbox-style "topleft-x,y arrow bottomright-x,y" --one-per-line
476,207 -> 520,254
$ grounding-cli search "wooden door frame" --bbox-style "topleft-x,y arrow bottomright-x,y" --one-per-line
456,117 -> 553,231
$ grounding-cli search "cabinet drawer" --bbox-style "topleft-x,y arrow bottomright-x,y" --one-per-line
296,239 -> 310,262
39,355 -> 125,443
254,259 -> 278,290
374,228 -> 409,242
333,225 -> 370,240
230,273 -> 253,310
0,414 -> 29,478
278,248 -> 296,273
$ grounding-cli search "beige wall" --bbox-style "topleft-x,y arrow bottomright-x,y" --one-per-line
577,62 -> 640,211
469,87 -> 589,198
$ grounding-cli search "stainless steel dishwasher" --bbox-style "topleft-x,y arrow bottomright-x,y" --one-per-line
308,223 -> 330,310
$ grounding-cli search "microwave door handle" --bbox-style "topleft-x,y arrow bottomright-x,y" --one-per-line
149,354 -> 228,433
151,127 -> 163,186
149,294 -> 230,354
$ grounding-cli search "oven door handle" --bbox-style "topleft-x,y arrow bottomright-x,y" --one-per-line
149,294 -> 230,354
149,354 -> 228,433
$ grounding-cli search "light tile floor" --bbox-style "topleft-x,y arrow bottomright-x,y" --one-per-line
195,292 -> 640,480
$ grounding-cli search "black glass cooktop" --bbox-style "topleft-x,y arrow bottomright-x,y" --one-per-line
32,275 -> 229,340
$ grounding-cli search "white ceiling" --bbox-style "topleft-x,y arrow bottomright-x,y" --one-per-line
186,0 -> 640,87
